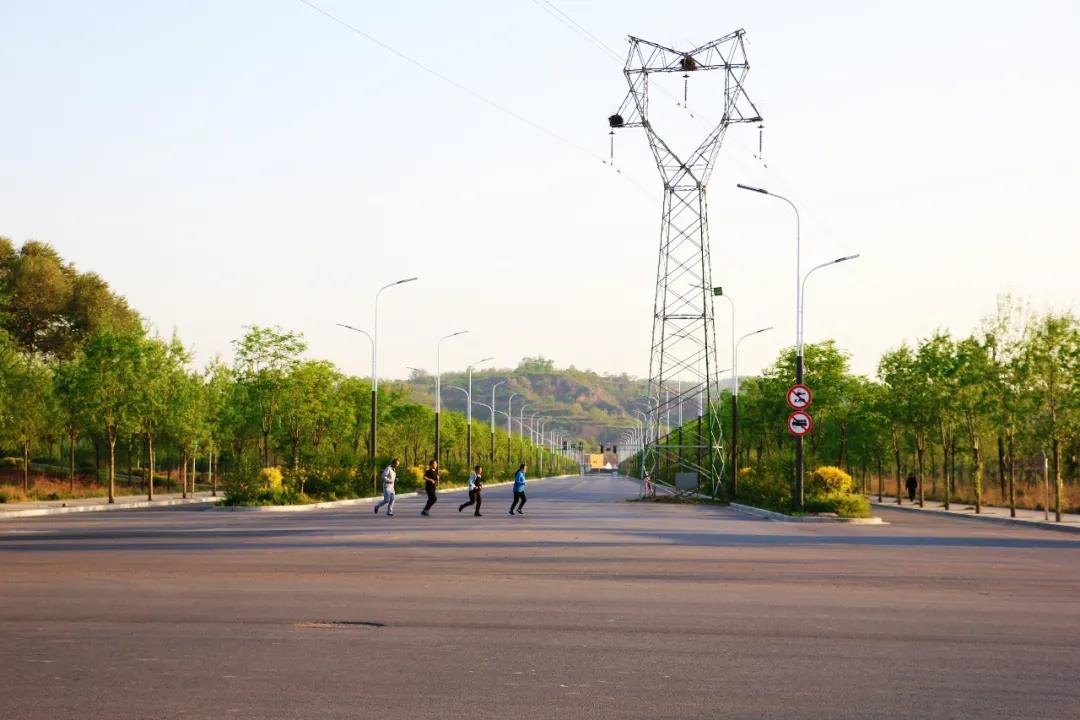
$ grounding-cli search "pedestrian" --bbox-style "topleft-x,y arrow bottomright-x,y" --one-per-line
458,465 -> 484,516
509,462 -> 527,515
373,458 -> 399,516
905,472 -> 918,503
421,459 -> 439,516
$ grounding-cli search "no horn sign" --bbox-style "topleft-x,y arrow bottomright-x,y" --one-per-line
786,384 -> 812,410
787,410 -> 813,437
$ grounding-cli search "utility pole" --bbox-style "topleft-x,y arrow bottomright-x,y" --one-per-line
610,31 -> 761,497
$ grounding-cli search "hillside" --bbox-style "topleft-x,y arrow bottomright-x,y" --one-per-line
401,356 -> 731,449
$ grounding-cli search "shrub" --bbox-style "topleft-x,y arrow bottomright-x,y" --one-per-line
808,466 -> 853,497
803,493 -> 872,518
259,467 -> 284,491
2,457 -> 20,468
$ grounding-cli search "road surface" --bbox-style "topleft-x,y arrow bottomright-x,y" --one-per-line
2,475 -> 1078,719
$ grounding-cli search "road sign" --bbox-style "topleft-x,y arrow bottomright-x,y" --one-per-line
786,384 -> 813,410
787,410 -> 813,437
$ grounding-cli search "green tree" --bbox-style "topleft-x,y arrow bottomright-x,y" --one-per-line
1018,313 -> 1080,520
232,326 -> 307,467
70,329 -> 145,503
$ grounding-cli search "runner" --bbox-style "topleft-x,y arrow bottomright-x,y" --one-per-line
509,463 -> 527,515
373,458 -> 399,516
421,459 -> 439,516
458,465 -> 484,516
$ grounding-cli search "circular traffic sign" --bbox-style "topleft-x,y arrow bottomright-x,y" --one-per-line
786,384 -> 813,410
787,410 -> 813,437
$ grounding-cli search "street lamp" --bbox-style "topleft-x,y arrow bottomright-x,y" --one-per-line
466,357 -> 493,467
800,255 -> 860,353
490,380 -> 506,464
506,392 -> 519,464
732,326 -> 773,497
435,330 -> 468,464
340,275 -> 418,493
738,182 -> 806,505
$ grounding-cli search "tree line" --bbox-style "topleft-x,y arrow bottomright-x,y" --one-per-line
633,298 -> 1080,517
0,239 -> 574,503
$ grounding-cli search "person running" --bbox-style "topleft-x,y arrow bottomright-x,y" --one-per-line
374,458 -> 399,516
905,472 -> 918,503
421,459 -> 439,516
458,465 -> 484,516
509,463 -> 527,515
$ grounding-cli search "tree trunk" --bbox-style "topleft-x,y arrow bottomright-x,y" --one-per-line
180,451 -> 188,499
292,430 -> 301,471
1007,431 -> 1016,518
21,439 -> 30,492
877,456 -> 883,502
1053,436 -> 1062,522
891,428 -> 902,505
837,421 -> 848,467
68,429 -> 77,492
971,433 -> 982,514
146,434 -> 156,501
107,428 -> 117,504
996,434 -> 1007,497
916,432 -> 926,507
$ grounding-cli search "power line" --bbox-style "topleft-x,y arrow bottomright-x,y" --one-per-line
295,0 -> 655,200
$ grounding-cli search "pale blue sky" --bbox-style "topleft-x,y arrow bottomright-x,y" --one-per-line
2,1 -> 1077,380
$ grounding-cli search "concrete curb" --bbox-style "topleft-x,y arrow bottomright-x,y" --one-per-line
0,495 -> 221,520
870,500 -> 1080,535
730,502 -> 885,524
210,475 -> 569,513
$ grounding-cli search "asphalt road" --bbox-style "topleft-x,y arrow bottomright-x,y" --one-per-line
2,475 -> 1078,720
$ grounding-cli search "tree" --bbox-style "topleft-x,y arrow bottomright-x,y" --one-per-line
70,329 -> 145,503
232,326 -> 307,467
1019,313 -> 1080,521
0,343 -> 52,490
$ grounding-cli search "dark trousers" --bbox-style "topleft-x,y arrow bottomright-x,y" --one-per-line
459,489 -> 482,514
510,490 -> 526,513
907,486 -> 917,502
423,483 -> 438,513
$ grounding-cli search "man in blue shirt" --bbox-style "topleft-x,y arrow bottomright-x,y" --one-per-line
509,463 -> 527,515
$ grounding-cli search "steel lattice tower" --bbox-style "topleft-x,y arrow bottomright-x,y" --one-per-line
610,30 -> 761,496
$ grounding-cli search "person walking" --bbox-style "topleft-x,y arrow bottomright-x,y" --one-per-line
421,459 -> 439,516
509,463 -> 527,515
373,458 -> 399,516
905,472 -> 918,503
458,465 -> 484,516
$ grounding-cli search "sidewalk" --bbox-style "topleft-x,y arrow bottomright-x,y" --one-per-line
869,494 -> 1080,535
0,491 -> 221,519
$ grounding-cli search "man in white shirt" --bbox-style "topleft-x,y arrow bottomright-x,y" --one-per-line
374,458 -> 399,516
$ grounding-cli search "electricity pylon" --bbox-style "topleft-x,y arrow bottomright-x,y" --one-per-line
609,30 -> 761,496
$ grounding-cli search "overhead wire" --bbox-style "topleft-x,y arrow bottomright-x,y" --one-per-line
295,0 -> 656,202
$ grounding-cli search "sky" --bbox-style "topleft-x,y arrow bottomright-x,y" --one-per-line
1,0 -> 1077,382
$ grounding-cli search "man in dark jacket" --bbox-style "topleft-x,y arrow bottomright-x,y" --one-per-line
905,472 -> 918,503
421,459 -> 439,516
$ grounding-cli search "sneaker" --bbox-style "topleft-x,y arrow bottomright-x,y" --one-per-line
475,513 -> 483,517
458,505 -> 464,513
374,506 -> 379,514
387,512 -> 394,517
421,511 -> 430,516
508,510 -> 515,515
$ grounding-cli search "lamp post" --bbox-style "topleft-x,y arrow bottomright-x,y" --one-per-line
339,276 -> 418,493
435,330 -> 468,465
732,327 -> 773,496
465,357 -> 493,467
738,182 -> 806,506
506,392 -> 519,464
490,380 -> 506,464
518,403 -> 532,446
